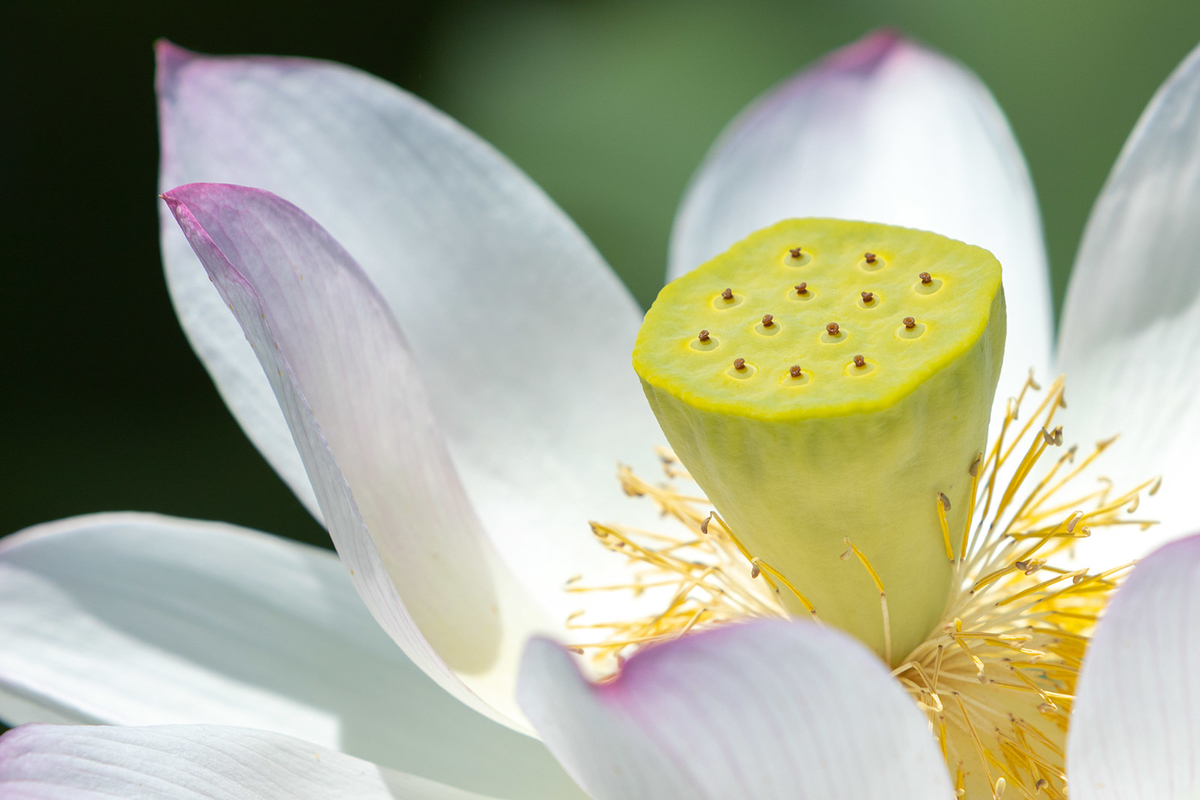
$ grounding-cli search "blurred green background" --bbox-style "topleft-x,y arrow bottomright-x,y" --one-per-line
5,0 -> 1200,559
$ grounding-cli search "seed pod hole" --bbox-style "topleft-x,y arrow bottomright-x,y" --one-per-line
713,288 -> 744,309
857,290 -> 881,310
780,365 -> 811,386
727,359 -> 757,380
691,329 -> 720,350
845,356 -> 876,376
782,246 -> 812,268
822,322 -> 845,344
915,273 -> 943,295
755,314 -> 781,336
787,283 -> 816,303
896,318 -> 927,340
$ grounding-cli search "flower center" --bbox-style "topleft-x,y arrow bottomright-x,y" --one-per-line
571,373 -> 1157,798
569,220 -> 1161,798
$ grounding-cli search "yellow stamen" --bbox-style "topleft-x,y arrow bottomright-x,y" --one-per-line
570,372 -> 1156,795
938,491 -> 956,561
842,537 -> 891,664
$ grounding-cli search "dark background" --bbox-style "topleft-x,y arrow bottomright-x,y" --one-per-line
6,0 -> 1200,556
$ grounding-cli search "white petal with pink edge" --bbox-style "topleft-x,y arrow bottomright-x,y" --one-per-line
518,619 -> 954,800
0,513 -> 582,799
0,724 -> 504,799
1057,40 -> 1200,554
162,184 -> 549,728
1068,533 -> 1200,799
670,29 -> 1051,421
157,44 -> 664,607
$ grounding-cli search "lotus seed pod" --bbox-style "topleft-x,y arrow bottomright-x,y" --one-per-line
633,218 -> 1005,663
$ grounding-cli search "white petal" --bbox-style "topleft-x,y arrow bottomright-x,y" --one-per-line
157,44 -> 664,608
670,29 -> 1051,420
0,513 -> 581,800
0,724 -> 504,799
161,184 -> 551,727
1057,41 -> 1200,550
518,619 -> 953,800
1068,533 -> 1200,799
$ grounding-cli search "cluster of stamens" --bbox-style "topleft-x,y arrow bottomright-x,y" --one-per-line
568,373 -> 1160,799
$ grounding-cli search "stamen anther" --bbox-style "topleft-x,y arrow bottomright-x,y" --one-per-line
789,365 -> 802,378
826,322 -> 840,336
865,252 -> 877,264
761,314 -> 774,328
795,282 -> 808,295
721,288 -> 733,301
904,316 -> 916,329
920,272 -> 933,285
853,355 -> 866,368
733,358 -> 746,371
861,291 -> 875,303
698,330 -> 710,342
789,246 -> 803,259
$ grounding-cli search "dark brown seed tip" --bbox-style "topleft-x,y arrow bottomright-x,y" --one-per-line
903,316 -> 916,329
789,246 -> 803,259
698,329 -> 710,342
920,272 -> 932,285
733,358 -> 746,370
853,354 -> 866,368
789,365 -> 802,378
861,291 -> 874,303
795,282 -> 808,295
864,252 -> 877,264
826,322 -> 840,335
721,288 -> 734,300
761,314 -> 774,328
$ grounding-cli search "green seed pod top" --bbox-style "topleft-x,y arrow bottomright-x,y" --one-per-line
633,218 -> 1002,420
633,218 -> 1005,664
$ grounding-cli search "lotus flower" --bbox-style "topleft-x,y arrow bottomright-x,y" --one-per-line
3,29 -> 1200,799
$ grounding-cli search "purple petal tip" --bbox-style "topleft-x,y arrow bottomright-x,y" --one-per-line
155,39 -> 200,91
823,28 -> 914,75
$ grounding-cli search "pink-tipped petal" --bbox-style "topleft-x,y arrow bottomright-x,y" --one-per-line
161,183 -> 549,728
0,513 -> 580,799
1057,41 -> 1200,552
518,619 -> 954,799
1068,533 -> 1200,798
156,45 -> 663,606
0,724 -> 504,799
670,29 -> 1051,421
